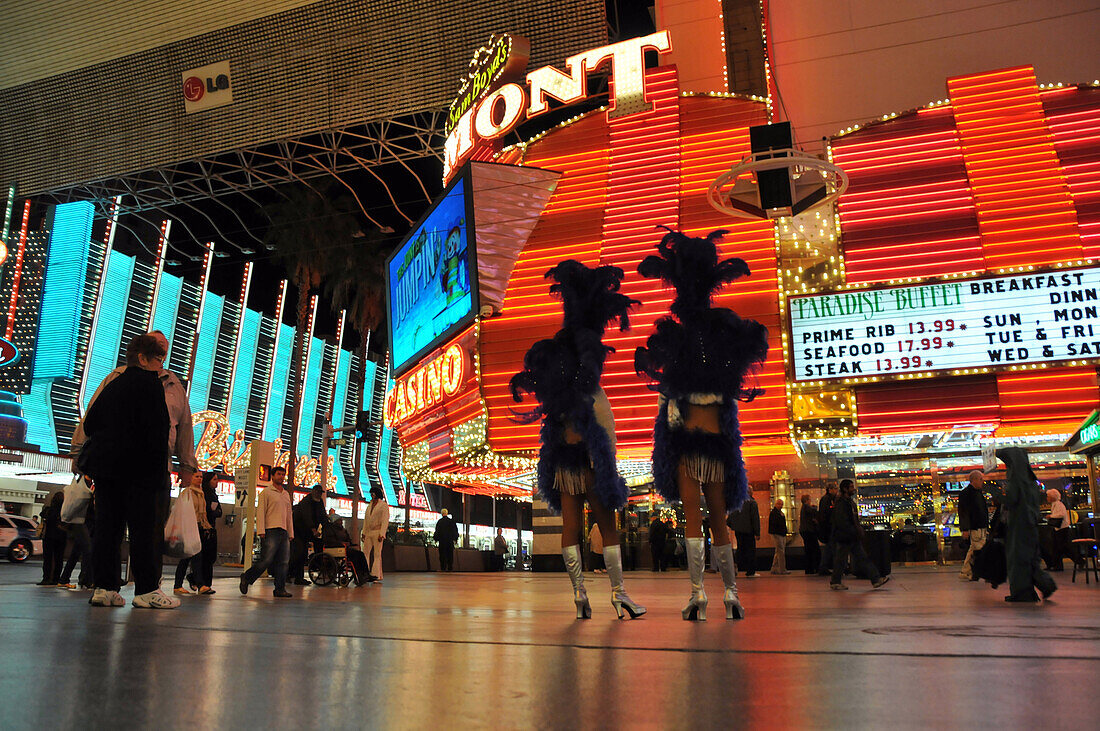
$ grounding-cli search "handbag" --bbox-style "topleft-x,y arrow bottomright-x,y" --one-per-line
60,475 -> 93,523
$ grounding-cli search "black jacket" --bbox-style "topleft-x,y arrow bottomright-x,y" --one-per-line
292,497 -> 326,540
768,507 -> 787,537
817,492 -> 837,539
648,519 -> 666,546
957,485 -> 989,531
799,503 -> 818,534
81,367 -> 169,485
831,494 -> 862,543
434,515 -> 459,546
202,483 -> 223,527
727,498 -> 760,536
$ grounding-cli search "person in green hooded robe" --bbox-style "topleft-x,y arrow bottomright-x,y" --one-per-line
994,447 -> 1057,603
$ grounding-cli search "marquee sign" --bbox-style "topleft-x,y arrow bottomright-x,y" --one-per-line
443,30 -> 673,181
789,265 -> 1100,382
384,342 -> 469,428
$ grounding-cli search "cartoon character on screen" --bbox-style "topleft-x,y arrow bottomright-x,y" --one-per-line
441,221 -> 468,304
634,228 -> 769,620
510,261 -> 646,619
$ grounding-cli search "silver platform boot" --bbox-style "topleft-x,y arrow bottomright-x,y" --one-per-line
681,536 -> 708,621
715,542 -> 745,619
604,544 -> 646,619
562,545 -> 591,619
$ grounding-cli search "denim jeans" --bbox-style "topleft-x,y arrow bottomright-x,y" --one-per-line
243,528 -> 290,591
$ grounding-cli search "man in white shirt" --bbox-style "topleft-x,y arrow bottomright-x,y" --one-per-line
239,466 -> 295,598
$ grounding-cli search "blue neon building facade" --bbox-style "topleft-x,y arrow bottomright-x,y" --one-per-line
0,201 -> 397,501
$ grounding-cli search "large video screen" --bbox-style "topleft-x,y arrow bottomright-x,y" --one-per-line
387,174 -> 477,376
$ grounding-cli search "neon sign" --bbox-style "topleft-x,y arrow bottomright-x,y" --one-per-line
1082,420 -> 1100,446
446,33 -> 530,134
384,343 -> 468,427
192,410 -> 336,492
398,487 -> 430,509
0,336 -> 19,368
443,30 -> 673,181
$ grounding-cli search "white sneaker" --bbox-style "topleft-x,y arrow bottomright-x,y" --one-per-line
132,589 -> 181,609
90,588 -> 125,607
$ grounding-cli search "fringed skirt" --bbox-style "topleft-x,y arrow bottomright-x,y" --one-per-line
553,442 -> 592,495
681,450 -> 727,484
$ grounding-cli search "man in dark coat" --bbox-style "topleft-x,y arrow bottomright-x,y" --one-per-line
995,448 -> 1056,603
957,470 -> 990,581
36,492 -> 66,586
648,514 -> 667,571
727,494 -> 760,577
289,485 -> 327,584
816,483 -> 839,575
434,508 -> 459,571
799,494 -> 820,575
82,334 -> 174,608
829,479 -> 890,590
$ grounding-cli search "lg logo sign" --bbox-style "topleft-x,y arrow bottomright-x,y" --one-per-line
181,61 -> 233,113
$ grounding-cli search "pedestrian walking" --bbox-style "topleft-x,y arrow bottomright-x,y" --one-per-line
1046,488 -> 1073,572
589,523 -> 606,572
493,528 -> 508,571
769,499 -> 790,574
37,492 -> 66,587
817,483 -> 839,575
361,488 -> 390,582
995,448 -> 1056,603
239,465 -> 295,598
799,494 -> 819,575
58,491 -> 94,590
648,514 -> 667,571
624,523 -> 640,571
829,479 -> 890,591
434,508 -> 459,571
727,495 -> 760,577
957,470 -> 989,581
172,470 -> 220,597
289,485 -> 326,585
81,334 -> 177,608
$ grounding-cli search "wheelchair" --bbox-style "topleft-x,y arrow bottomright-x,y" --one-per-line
307,546 -> 356,587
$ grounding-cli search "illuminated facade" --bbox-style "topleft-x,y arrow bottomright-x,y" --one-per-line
0,198 -> 400,504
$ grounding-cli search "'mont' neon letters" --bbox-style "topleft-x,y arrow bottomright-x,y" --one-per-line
443,30 -> 673,181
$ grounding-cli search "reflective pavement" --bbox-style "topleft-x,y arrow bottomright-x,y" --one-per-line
2,563 -> 1098,728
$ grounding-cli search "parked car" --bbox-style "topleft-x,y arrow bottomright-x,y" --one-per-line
0,513 -> 42,562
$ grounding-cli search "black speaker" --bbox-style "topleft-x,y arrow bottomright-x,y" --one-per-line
749,122 -> 795,214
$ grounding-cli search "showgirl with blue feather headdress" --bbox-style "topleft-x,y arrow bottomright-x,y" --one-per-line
510,260 -> 646,620
634,228 -> 769,621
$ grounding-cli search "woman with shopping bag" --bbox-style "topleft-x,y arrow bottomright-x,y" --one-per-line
172,472 -> 218,595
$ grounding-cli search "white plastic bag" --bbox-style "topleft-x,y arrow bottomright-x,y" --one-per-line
60,475 -> 92,523
164,494 -> 201,558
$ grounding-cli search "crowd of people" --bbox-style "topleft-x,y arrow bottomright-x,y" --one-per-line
30,327 -> 1077,616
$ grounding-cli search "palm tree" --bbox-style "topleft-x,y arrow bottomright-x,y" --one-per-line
324,228 -> 392,523
263,184 -> 360,488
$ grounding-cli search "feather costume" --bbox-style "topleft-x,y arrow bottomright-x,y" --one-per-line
510,261 -> 639,514
634,228 -> 769,513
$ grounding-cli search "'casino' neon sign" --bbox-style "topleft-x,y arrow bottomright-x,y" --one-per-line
385,343 -> 468,427
443,30 -> 673,181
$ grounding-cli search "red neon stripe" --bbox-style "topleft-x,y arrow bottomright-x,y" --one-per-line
6,200 -> 31,340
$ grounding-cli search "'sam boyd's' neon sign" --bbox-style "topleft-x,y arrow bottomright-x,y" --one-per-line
443,30 -> 672,181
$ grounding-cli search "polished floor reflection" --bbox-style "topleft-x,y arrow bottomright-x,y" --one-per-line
2,563 -> 1098,728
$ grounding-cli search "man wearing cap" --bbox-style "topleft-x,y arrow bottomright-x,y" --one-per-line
434,508 -> 459,572
958,470 -> 989,581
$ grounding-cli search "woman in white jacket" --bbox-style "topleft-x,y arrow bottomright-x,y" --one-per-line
361,488 -> 390,581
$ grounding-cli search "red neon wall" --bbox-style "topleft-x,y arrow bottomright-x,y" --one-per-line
481,67 -> 788,458
832,67 -> 1100,437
